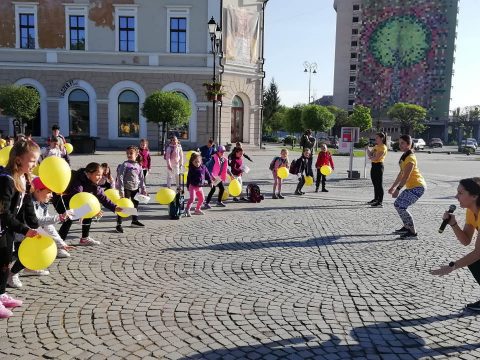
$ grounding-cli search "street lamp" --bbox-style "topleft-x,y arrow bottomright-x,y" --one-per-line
208,17 -> 222,144
303,61 -> 317,103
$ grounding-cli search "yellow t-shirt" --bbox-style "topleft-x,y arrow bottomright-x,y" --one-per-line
399,153 -> 426,189
466,209 -> 480,230
372,144 -> 387,163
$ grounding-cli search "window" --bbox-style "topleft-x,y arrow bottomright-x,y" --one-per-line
353,4 -> 360,11
349,76 -> 356,82
119,16 -> 135,52
167,92 -> 189,140
351,41 -> 358,47
353,17 -> 359,23
352,29 -> 359,35
349,88 -> 355,94
19,14 -> 35,49
118,90 -> 140,138
69,15 -> 85,50
350,64 -> 357,70
348,100 -> 355,106
68,89 -> 90,136
351,53 -> 357,59
170,17 -> 187,53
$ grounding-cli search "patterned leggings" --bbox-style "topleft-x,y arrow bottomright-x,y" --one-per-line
394,187 -> 425,229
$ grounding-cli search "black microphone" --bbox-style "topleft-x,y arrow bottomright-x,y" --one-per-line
439,205 -> 456,233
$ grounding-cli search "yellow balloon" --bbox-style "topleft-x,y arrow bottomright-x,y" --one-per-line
0,145 -> 12,167
320,165 -> 333,176
39,157 -> 71,194
222,189 -> 229,201
104,188 -> 121,203
64,143 -> 73,155
156,188 -> 176,205
116,197 -> 134,218
18,235 -> 57,271
185,150 -> 194,161
277,167 -> 289,179
183,172 -> 188,183
32,165 -> 40,176
70,192 -> 101,219
229,178 -> 242,197
304,176 -> 314,186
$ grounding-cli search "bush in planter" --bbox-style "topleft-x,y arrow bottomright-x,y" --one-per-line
283,135 -> 296,145
354,137 -> 369,149
391,141 -> 400,152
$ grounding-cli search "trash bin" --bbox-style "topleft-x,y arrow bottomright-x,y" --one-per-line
68,136 -> 97,154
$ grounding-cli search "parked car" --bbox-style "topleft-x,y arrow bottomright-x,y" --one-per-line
459,140 -> 477,154
429,138 -> 443,148
412,138 -> 426,150
466,138 -> 478,149
329,136 -> 339,149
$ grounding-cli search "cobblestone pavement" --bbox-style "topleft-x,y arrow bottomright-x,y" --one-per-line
1,145 -> 480,359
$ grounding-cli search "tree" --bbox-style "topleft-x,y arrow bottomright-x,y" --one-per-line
327,105 -> 351,135
142,91 -> 191,153
284,104 -> 304,134
265,105 -> 287,134
262,79 -> 281,133
349,105 -> 373,132
301,104 -> 335,139
0,85 -> 40,134
387,103 -> 427,135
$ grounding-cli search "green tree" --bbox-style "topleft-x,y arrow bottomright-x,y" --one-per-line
387,102 -> 427,135
142,91 -> 191,153
0,85 -> 40,133
301,104 -> 335,140
262,79 -> 281,133
327,105 -> 351,135
349,105 -> 373,131
266,105 -> 287,134
284,104 -> 304,134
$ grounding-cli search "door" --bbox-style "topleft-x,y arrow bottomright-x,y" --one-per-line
231,96 -> 244,143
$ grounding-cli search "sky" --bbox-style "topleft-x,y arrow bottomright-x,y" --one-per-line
264,0 -> 479,111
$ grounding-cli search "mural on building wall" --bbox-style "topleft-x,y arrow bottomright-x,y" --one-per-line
224,7 -> 260,65
356,0 -> 456,118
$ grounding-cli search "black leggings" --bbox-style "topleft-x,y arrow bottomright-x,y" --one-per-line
117,189 -> 139,224
370,162 -> 384,203
0,234 -> 14,294
296,175 -> 305,192
316,169 -> 326,190
10,242 -> 24,275
52,195 -> 92,239
206,182 -> 225,203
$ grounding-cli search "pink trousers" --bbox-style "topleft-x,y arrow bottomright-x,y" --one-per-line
186,185 -> 205,211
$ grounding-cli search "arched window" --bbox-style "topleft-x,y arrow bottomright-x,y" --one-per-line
118,90 -> 139,138
68,89 -> 89,136
231,96 -> 244,142
167,91 -> 189,140
25,86 -> 41,136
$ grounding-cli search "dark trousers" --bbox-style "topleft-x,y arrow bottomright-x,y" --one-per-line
469,259 -> 480,286
143,170 -> 148,185
371,162 -> 384,203
0,233 -> 14,294
117,189 -> 139,224
296,175 -> 305,192
206,182 -> 225,203
316,169 -> 326,190
307,156 -> 314,180
11,242 -> 24,275
52,195 -> 92,239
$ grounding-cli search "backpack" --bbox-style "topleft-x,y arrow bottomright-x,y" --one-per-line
269,157 -> 279,171
289,159 -> 300,175
246,184 -> 264,203
169,174 -> 185,220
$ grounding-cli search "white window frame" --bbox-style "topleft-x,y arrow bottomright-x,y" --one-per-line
65,5 -> 88,51
166,6 -> 191,54
14,2 -> 39,49
114,5 -> 138,53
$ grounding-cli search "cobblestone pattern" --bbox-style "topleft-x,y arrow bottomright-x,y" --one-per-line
0,147 -> 479,359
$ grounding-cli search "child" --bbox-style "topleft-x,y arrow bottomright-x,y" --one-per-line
205,145 -> 231,208
7,177 -> 74,289
185,152 -> 211,216
229,147 -> 245,201
139,139 -> 151,184
270,149 -> 289,199
229,142 -> 253,162
52,163 -> 122,246
40,136 -> 62,161
5,136 -> 14,146
115,146 -> 146,233
294,148 -> 313,196
165,136 -> 184,188
0,140 -> 40,318
315,144 -> 335,193
98,163 -> 114,190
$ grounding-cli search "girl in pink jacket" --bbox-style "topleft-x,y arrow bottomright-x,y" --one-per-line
165,136 -> 184,188
204,146 -> 231,208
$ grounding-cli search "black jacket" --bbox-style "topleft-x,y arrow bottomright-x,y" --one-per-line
298,155 -> 313,177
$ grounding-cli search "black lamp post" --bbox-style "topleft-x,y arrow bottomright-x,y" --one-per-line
303,61 -> 317,104
208,17 -> 222,144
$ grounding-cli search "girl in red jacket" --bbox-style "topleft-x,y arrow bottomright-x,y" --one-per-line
315,143 -> 335,192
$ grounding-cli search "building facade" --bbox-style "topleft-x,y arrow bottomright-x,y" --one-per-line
0,0 -> 267,149
333,0 -> 458,140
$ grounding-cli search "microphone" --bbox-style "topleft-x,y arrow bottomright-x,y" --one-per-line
439,205 -> 457,233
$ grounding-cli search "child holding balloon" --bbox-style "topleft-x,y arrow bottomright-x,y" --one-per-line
270,149 -> 290,199
185,152 -> 212,216
115,146 -> 146,233
294,148 -> 313,196
0,140 -> 40,318
315,144 -> 335,193
40,136 -> 62,161
229,147 -> 246,202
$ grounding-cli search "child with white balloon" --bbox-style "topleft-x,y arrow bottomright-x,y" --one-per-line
270,149 -> 290,199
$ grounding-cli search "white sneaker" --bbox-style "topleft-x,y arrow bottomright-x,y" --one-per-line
7,273 -> 22,288
23,269 -> 50,276
57,249 -> 71,258
185,209 -> 191,217
79,237 -> 101,246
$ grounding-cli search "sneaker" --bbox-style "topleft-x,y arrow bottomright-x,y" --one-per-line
7,273 -> 22,288
216,201 -> 226,207
0,303 -> 13,318
394,226 -> 410,234
185,209 -> 192,217
0,293 -> 23,308
277,194 -> 285,199
466,300 -> 480,310
399,230 -> 418,239
79,237 -> 101,246
371,202 -> 383,208
294,190 -> 303,195
315,188 -> 319,193
272,194 -> 278,199
57,249 -> 71,258
23,269 -> 49,276
115,225 -> 124,233
194,209 -> 205,215
367,199 -> 376,205
203,203 -> 212,210
131,220 -> 145,227
233,197 -> 239,202
322,188 -> 329,192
